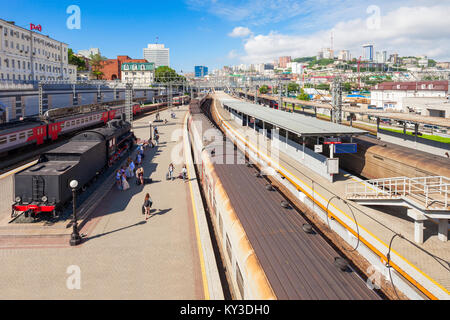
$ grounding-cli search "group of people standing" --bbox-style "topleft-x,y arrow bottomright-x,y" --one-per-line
116,156 -> 145,191
168,163 -> 188,181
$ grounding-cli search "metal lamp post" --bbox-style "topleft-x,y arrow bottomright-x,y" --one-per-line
149,121 -> 153,141
69,180 -> 82,246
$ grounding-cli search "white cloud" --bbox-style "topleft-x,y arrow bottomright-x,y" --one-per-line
239,5 -> 450,63
228,27 -> 252,38
227,50 -> 238,59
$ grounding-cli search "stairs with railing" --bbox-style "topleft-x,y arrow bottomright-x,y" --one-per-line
346,176 -> 450,211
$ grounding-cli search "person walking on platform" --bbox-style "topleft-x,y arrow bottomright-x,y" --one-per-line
136,153 -> 142,167
138,145 -> 145,158
168,163 -> 174,181
155,133 -> 160,147
181,165 -> 188,182
143,193 -> 153,221
126,158 -> 135,178
136,166 -> 144,186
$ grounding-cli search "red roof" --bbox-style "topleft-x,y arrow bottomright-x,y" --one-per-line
373,81 -> 448,91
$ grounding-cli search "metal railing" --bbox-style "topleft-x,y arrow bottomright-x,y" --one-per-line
346,176 -> 450,210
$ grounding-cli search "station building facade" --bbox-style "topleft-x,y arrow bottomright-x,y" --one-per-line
371,81 -> 450,116
0,19 -> 76,82
121,62 -> 155,85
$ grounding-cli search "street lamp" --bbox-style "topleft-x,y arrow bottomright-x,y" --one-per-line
69,180 -> 82,246
149,121 -> 153,141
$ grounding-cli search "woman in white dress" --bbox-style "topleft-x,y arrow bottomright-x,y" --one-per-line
121,172 -> 130,191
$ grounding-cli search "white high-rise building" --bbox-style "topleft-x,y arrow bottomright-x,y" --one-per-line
287,62 -> 304,74
338,50 -> 351,61
78,48 -> 101,59
143,44 -> 170,68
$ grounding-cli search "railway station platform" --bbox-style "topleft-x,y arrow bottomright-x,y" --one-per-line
213,92 -> 450,300
0,106 -> 222,299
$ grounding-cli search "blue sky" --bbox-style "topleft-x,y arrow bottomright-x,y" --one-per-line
3,0 -> 450,72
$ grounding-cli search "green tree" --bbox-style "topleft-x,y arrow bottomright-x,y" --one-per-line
428,59 -> 437,67
297,89 -> 310,101
259,85 -> 269,94
287,82 -> 300,93
316,83 -> 330,91
293,56 -> 316,63
89,53 -> 107,80
343,82 -> 353,93
155,66 -> 185,83
68,48 -> 87,71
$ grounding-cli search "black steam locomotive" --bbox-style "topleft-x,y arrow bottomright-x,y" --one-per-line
12,117 -> 134,218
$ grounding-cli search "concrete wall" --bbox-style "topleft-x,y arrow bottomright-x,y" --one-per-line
102,92 -> 115,102
273,130 -> 332,182
49,93 -> 72,109
378,129 -> 450,158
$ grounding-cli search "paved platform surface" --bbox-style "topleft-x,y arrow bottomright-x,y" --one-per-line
0,106 -> 206,299
214,93 -> 450,297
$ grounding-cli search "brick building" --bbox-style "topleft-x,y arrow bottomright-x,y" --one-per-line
100,55 -> 148,80
278,56 -> 291,69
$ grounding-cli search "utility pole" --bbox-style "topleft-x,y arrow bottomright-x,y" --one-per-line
169,81 -> 173,109
278,82 -> 282,110
38,82 -> 43,116
125,83 -> 133,123
331,77 -> 343,124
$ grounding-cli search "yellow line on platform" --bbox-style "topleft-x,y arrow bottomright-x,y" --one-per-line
0,160 -> 38,180
184,113 -> 210,300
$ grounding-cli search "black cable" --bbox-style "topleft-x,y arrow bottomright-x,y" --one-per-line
343,200 -> 360,252
326,195 -> 360,252
386,233 -> 404,300
325,195 -> 339,228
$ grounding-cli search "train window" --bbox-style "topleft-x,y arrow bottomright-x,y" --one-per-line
236,263 -> 245,299
60,123 -> 65,129
71,120 -> 75,125
9,135 -> 17,142
0,137 -> 6,145
226,234 -> 232,264
89,116 -> 92,121
76,119 -> 80,125
19,132 -> 26,139
27,130 -> 33,137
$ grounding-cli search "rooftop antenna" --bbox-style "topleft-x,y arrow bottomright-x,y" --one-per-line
331,30 -> 334,52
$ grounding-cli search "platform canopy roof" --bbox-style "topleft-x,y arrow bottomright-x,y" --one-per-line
217,95 -> 368,137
